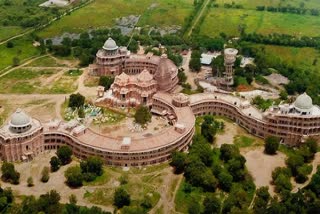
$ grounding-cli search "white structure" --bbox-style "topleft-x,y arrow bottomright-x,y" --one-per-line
223,48 -> 238,86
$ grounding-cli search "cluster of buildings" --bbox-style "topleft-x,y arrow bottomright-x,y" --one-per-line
1,38 -> 320,166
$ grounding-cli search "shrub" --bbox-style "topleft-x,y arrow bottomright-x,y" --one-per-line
65,166 -> 83,188
113,187 -> 130,208
134,106 -> 151,125
41,167 -> 50,183
50,156 -> 61,172
27,176 -> 34,187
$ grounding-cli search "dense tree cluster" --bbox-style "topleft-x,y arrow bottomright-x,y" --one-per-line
113,187 -> 131,208
256,5 -> 319,16
65,156 -> 104,187
242,33 -> 320,49
200,115 -> 223,143
271,138 -> 318,193
3,189 -> 110,214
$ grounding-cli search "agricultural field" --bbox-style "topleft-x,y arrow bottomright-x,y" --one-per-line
39,0 -> 194,38
214,0 -> 320,10
200,8 -> 320,37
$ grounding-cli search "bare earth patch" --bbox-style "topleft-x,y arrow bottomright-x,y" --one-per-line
242,148 -> 286,195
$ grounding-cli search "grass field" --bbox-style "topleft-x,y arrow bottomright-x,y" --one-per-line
39,0 -> 193,38
260,45 -> 320,71
200,8 -> 320,37
0,68 -> 79,94
214,0 -> 320,10
27,56 -> 67,67
0,26 -> 27,41
0,36 -> 41,71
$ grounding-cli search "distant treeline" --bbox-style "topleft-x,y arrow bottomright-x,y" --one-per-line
256,5 -> 320,16
242,33 -> 320,49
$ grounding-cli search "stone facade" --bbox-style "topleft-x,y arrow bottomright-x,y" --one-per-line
1,93 -> 320,165
90,38 -> 178,108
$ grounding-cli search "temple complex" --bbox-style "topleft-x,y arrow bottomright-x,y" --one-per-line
89,38 -> 178,108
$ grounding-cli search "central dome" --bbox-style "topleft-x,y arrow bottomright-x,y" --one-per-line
9,108 -> 31,127
103,37 -> 118,51
294,92 -> 313,110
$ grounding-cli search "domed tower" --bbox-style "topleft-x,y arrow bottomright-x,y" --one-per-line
294,92 -> 313,115
154,55 -> 178,92
0,109 -> 44,162
91,37 -> 129,76
9,108 -> 32,134
223,48 -> 238,86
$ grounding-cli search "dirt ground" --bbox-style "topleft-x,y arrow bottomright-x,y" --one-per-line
242,148 -> 286,195
91,116 -> 171,139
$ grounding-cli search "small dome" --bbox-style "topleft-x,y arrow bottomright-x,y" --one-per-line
137,69 -> 153,82
103,37 -> 118,51
294,92 -> 313,110
9,108 -> 31,127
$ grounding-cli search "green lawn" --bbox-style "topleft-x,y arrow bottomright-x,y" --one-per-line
39,0 -> 193,38
200,8 -> 320,37
0,36 -> 41,72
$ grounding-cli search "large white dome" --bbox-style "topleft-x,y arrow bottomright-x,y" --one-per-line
294,92 -> 313,110
103,37 -> 118,51
9,108 -> 31,127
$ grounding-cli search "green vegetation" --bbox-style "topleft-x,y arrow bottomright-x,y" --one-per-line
0,36 -> 41,71
234,135 -> 256,148
0,68 -> 79,94
57,145 -> 73,165
40,166 -> 50,183
134,106 -> 152,126
264,136 -> 280,155
1,162 -> 20,185
251,95 -> 273,111
50,156 -> 61,172
99,76 -> 114,90
200,8 -> 320,38
27,55 -> 65,67
39,0 -> 193,38
68,93 -> 85,109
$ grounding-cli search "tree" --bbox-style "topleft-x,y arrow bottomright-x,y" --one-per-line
69,194 -> 77,205
80,156 -> 104,181
27,176 -> 34,187
218,171 -> 233,192
203,195 -> 221,214
188,199 -> 201,214
6,41 -> 13,48
99,76 -> 114,90
68,93 -> 85,109
12,57 -> 20,66
201,116 -> 218,143
171,151 -> 187,174
78,107 -> 85,118
253,187 -> 270,214
57,145 -> 73,165
41,167 -> 50,183
264,136 -> 280,155
286,154 -> 304,176
1,162 -> 20,184
114,187 -> 130,208
65,165 -> 83,188
189,57 -> 201,72
220,144 -> 239,162
134,106 -> 151,125
50,156 -> 61,172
